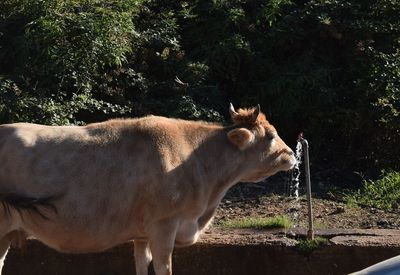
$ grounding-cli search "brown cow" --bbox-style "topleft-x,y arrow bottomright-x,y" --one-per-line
0,104 -> 295,275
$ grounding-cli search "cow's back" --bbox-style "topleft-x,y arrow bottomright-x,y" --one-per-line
0,122 -> 130,192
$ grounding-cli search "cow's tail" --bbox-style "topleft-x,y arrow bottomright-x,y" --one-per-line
0,193 -> 58,220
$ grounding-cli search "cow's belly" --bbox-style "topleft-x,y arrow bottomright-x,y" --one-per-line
18,207 -> 143,253
26,224 -> 138,253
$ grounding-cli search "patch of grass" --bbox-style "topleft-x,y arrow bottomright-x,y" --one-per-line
345,170 -> 400,211
220,215 -> 293,230
345,198 -> 360,209
295,237 -> 328,254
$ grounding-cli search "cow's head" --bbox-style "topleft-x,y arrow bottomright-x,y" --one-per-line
227,103 -> 296,182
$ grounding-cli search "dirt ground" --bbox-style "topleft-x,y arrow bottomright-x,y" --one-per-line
210,173 -> 400,232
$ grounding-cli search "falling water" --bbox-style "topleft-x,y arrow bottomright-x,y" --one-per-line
290,139 -> 303,200
286,135 -> 304,229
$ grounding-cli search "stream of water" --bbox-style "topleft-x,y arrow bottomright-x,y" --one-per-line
285,139 -> 304,228
291,140 -> 303,200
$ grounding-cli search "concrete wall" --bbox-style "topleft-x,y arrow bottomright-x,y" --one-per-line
4,241 -> 400,275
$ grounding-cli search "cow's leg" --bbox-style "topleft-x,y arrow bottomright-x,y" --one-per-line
0,237 -> 10,273
134,240 -> 152,275
148,221 -> 177,275
0,219 -> 12,274
0,207 -> 18,275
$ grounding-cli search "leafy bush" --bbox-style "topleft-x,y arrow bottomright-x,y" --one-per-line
346,171 -> 400,210
0,0 -> 138,124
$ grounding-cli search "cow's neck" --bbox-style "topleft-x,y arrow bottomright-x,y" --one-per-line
187,124 -> 250,211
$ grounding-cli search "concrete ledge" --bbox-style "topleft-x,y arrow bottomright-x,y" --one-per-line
3,229 -> 400,275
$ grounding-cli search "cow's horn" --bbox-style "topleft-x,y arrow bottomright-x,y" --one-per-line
229,103 -> 238,118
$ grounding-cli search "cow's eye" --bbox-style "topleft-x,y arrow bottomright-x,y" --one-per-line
266,135 -> 274,141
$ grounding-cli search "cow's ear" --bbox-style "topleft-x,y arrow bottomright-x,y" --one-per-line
227,128 -> 255,150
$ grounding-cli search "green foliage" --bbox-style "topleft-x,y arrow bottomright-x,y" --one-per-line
295,237 -> 328,254
0,0 -> 138,124
345,171 -> 400,210
0,76 -> 131,125
220,215 -> 293,230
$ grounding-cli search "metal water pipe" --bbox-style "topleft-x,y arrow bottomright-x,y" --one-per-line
298,133 -> 314,240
